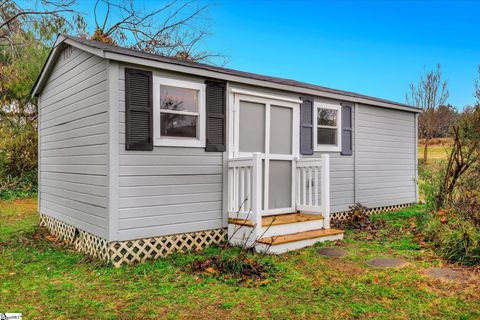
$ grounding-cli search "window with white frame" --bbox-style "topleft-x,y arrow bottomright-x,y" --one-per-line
314,101 -> 341,152
153,77 -> 205,147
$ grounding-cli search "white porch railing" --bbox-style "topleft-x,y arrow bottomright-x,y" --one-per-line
228,153 -> 263,237
228,153 -> 330,237
295,154 -> 330,228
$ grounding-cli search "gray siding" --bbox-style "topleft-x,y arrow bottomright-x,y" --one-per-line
355,104 -> 416,207
117,64 -> 223,241
39,46 -> 109,238
309,105 -> 355,213
36,44 -> 419,244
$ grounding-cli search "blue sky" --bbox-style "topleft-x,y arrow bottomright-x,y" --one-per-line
75,0 -> 480,108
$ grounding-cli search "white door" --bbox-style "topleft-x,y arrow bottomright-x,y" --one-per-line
232,92 -> 300,215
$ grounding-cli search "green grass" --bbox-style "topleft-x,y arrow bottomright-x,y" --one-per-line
1,199 -> 479,319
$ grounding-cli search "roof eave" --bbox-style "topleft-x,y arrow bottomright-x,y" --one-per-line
31,35 -> 422,113
103,50 -> 421,113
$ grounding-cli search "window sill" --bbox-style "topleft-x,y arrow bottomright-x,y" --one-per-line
314,145 -> 341,152
154,138 -> 205,148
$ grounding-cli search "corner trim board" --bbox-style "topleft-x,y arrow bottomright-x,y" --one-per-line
414,113 -> 419,202
108,60 -> 120,241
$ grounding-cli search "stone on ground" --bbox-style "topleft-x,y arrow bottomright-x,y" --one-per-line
425,267 -> 469,282
317,247 -> 348,258
366,257 -> 407,268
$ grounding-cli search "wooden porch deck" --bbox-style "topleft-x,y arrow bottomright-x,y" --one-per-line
228,212 -> 324,228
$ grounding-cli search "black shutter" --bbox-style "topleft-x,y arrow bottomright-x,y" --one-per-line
341,102 -> 353,155
125,68 -> 153,151
300,96 -> 314,155
205,80 -> 226,152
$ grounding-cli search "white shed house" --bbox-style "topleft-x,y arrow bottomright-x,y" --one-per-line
32,35 -> 421,266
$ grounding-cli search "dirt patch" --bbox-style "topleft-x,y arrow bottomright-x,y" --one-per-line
425,267 -> 471,283
366,257 -> 408,268
317,248 -> 348,258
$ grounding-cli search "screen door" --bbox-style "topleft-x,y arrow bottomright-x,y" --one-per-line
234,93 -> 299,215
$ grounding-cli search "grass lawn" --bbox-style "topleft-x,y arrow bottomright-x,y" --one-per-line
418,138 -> 451,162
1,198 -> 479,319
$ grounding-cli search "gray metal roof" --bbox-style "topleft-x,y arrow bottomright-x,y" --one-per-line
35,34 -> 420,112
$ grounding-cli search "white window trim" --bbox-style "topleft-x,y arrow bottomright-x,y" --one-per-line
153,76 -> 206,148
313,99 -> 342,152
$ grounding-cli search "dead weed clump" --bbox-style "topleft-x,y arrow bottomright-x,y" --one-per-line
334,203 -> 385,234
189,248 -> 275,285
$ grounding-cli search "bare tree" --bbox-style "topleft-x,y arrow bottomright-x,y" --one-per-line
475,65 -> 480,104
88,0 -> 223,64
436,107 -> 480,208
435,104 -> 457,138
0,0 -> 84,45
406,64 -> 449,162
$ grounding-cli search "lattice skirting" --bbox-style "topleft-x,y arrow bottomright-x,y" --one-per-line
39,213 -> 77,244
75,230 -> 110,261
39,213 -> 109,261
109,229 -> 227,268
39,213 -> 226,267
331,203 -> 414,221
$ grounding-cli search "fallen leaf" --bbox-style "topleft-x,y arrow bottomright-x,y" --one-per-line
258,279 -> 271,286
205,267 -> 216,274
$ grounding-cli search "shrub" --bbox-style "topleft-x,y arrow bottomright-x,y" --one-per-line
425,213 -> 480,266
418,160 -> 445,211
420,165 -> 480,266
453,167 -> 480,228
0,170 -> 37,200
0,120 -> 37,200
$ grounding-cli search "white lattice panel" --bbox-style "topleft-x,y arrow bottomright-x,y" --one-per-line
39,213 -> 77,244
109,229 -> 227,267
331,203 -> 414,221
75,230 -> 109,261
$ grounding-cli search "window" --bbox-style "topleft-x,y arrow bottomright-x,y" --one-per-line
314,101 -> 341,152
153,77 -> 205,147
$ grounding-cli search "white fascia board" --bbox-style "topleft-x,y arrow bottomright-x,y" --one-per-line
103,51 -> 421,113
64,38 -> 106,58
33,37 -> 421,114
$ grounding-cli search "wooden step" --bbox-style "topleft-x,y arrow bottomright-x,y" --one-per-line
263,213 -> 323,226
257,228 -> 344,245
228,213 -> 323,228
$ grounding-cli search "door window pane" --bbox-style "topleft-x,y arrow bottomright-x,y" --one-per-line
239,101 -> 265,153
160,114 -> 197,137
268,160 -> 292,209
317,127 -> 337,145
270,105 -> 292,155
